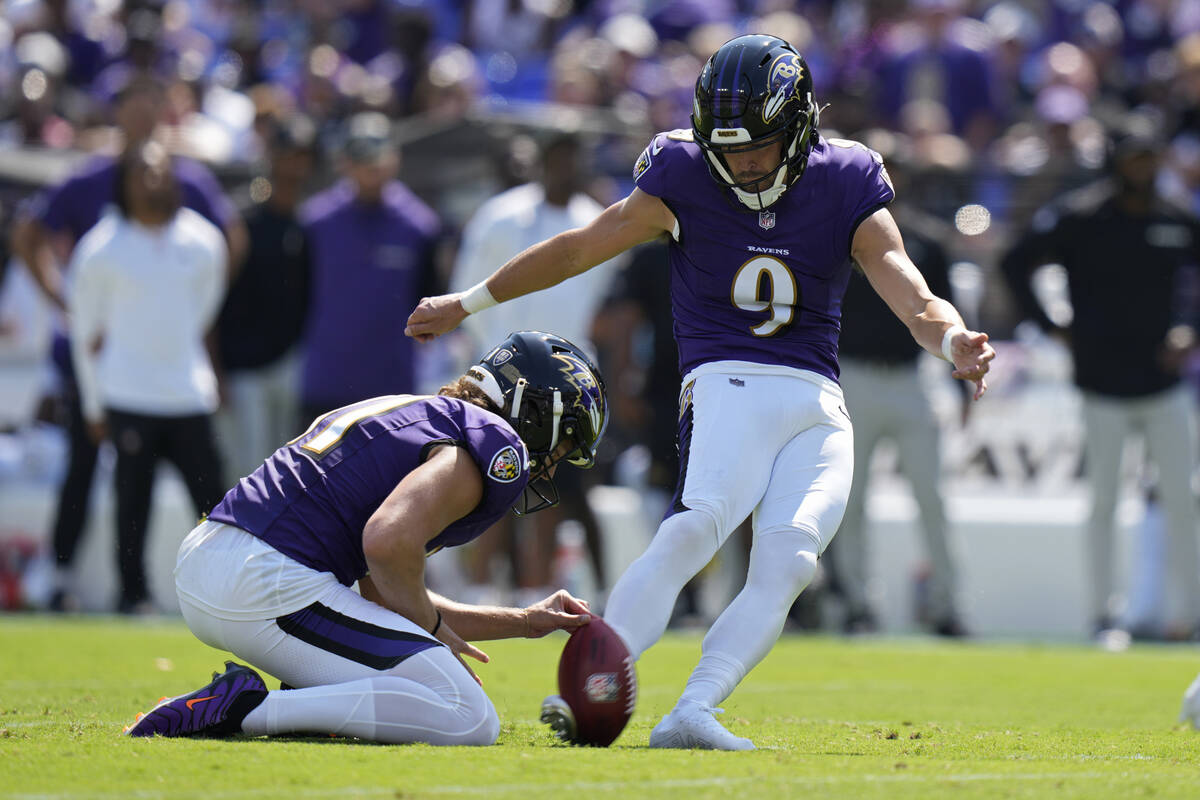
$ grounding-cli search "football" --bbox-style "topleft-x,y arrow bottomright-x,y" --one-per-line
542,617 -> 637,746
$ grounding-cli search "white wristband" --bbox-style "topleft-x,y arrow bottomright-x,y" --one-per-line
459,281 -> 497,315
941,325 -> 966,363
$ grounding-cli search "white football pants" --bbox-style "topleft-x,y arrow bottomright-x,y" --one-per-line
175,521 -> 498,745
605,363 -> 854,708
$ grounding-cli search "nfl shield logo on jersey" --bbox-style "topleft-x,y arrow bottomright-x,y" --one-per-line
758,211 -> 775,230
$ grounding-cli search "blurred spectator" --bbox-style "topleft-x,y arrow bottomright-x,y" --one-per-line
297,111 -> 441,425
1000,117 -> 1200,643
451,132 -> 620,603
995,85 -> 1106,230
40,0 -> 108,91
826,135 -> 968,636
1,32 -> 75,150
410,43 -> 481,120
592,242 -> 677,500
362,8 -> 435,117
215,114 -> 316,480
1171,33 -> 1200,138
464,0 -> 559,57
453,134 -> 619,353
875,0 -> 1000,151
67,142 -> 227,614
10,72 -> 244,612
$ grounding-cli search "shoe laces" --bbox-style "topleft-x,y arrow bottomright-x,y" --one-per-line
686,704 -> 732,732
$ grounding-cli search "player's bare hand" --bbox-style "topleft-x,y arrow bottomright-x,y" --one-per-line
949,330 -> 996,401
436,621 -> 489,685
523,589 -> 592,638
404,294 -> 468,342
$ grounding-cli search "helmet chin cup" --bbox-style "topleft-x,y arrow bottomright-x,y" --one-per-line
731,172 -> 789,210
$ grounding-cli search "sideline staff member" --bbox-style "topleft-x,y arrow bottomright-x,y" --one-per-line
1001,117 -> 1200,641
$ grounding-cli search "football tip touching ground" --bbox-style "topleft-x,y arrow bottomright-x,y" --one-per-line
6,615 -> 1200,799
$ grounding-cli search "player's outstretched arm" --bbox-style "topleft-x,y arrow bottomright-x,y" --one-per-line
404,188 -> 675,341
852,208 -> 996,400
428,588 -> 592,641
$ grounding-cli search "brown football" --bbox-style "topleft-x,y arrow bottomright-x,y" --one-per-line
557,617 -> 637,746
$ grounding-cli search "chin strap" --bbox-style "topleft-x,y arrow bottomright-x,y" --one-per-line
509,378 -> 527,422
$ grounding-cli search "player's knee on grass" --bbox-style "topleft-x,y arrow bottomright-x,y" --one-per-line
370,673 -> 500,746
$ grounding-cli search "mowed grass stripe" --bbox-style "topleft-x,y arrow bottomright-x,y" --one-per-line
4,615 -> 1200,800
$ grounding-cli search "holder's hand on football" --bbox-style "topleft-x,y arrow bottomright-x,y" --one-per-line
435,621 -> 489,685
405,293 -> 468,342
948,330 -> 996,401
523,590 -> 592,638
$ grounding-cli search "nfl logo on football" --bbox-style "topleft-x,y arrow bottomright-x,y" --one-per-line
584,673 -> 620,703
758,210 -> 775,230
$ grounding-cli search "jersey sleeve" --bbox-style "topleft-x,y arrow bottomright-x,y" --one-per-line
461,420 -> 529,516
837,141 -> 897,255
36,175 -> 86,236
631,132 -> 673,200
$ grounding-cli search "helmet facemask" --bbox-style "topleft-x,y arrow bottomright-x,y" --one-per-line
697,106 -> 816,210
505,379 -> 600,515
465,332 -> 608,516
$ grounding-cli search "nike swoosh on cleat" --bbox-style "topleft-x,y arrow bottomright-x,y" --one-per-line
185,695 -> 218,710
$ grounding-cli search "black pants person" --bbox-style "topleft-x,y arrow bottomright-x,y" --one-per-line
51,386 -> 100,578
107,409 -> 225,611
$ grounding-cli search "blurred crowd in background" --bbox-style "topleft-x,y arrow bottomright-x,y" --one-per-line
0,0 -> 1198,638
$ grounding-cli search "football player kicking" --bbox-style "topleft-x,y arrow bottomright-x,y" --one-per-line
406,35 -> 995,750
124,332 -> 608,745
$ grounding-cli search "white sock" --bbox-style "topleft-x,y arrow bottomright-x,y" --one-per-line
677,528 -> 819,709
604,509 -> 722,658
241,672 -> 498,745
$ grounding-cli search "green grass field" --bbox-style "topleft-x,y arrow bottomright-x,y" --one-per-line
3,616 -> 1200,799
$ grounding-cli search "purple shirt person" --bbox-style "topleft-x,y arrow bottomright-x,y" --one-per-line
33,154 -> 235,244
407,35 -> 994,751
15,73 -> 244,314
298,112 -> 440,422
10,72 -> 245,613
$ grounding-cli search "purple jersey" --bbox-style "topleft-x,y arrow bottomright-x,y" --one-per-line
208,395 -> 529,586
299,180 -> 440,408
632,130 -> 895,380
32,155 -> 235,244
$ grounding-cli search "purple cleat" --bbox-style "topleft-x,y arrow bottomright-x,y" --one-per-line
124,661 -> 268,738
